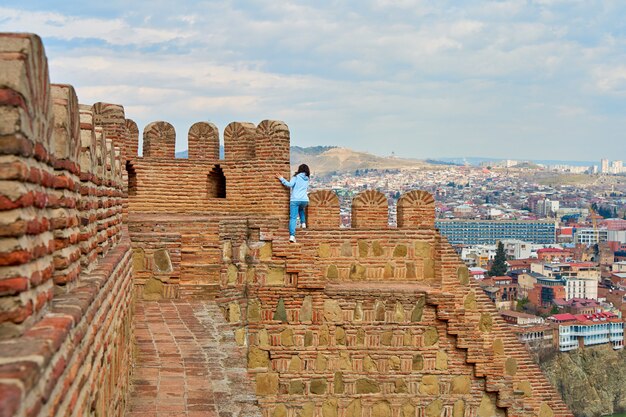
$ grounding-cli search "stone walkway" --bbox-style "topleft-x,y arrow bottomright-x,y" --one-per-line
126,300 -> 260,417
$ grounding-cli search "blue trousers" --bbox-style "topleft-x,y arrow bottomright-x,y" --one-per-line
289,201 -> 308,236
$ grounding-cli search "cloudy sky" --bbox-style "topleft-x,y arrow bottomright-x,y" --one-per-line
1,1 -> 625,162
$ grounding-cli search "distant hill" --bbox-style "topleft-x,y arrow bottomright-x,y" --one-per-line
291,146 -> 429,174
173,146 -> 429,174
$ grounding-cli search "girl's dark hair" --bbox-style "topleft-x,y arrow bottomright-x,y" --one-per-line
295,164 -> 310,177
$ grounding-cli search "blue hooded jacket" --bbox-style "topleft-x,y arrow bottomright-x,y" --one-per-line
280,172 -> 310,202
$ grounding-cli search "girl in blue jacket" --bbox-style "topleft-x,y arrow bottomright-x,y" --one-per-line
276,164 -> 310,243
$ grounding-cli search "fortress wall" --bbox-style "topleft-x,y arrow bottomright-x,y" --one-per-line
0,34 -> 132,416
125,120 -> 291,295
213,190 -> 572,417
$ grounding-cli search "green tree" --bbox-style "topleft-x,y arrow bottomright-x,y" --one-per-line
516,297 -> 529,312
549,305 -> 559,315
489,241 -> 508,277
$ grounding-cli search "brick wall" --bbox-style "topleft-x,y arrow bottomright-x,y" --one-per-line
126,119 -> 291,296
214,192 -> 573,417
0,33 -> 133,416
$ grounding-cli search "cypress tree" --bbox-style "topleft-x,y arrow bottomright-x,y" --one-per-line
489,241 -> 508,277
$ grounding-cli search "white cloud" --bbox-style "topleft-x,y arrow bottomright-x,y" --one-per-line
0,1 -> 625,160
0,7 -> 192,46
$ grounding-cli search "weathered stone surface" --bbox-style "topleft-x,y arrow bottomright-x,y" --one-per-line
412,354 -> 424,371
349,263 -> 366,280
346,399 -> 362,417
479,313 -> 493,332
316,354 -> 328,371
423,326 -> 439,346
389,355 -> 401,370
267,267 -> 285,286
515,380 -> 532,397
505,357 -> 518,376
451,375 -> 471,394
334,372 -> 344,394
371,401 -> 391,417
381,330 -> 393,346
319,325 -> 330,345
327,264 -> 339,279
419,375 -> 439,395
153,248 -> 172,272
289,380 -> 305,395
458,265 -> 470,285
229,302 -> 241,323
274,404 -> 288,417
280,328 -> 294,346
353,301 -> 363,321
464,291 -> 477,311
300,295 -> 313,322
227,263 -> 238,285
374,301 -> 386,321
425,399 -> 443,417
539,403 -> 554,417
393,244 -> 407,257
364,355 -> 378,372
411,296 -> 425,321
248,298 -> 261,322
322,399 -> 338,417
248,346 -> 269,368
401,402 -> 415,417
323,300 -> 342,322
235,327 -> 246,345
338,352 -> 352,370
355,378 -> 380,394
393,301 -> 406,322
143,277 -> 164,300
383,263 -> 394,278
299,403 -> 315,417
335,326 -> 346,345
372,241 -> 384,256
258,329 -> 270,347
304,330 -> 313,346
256,372 -> 279,395
394,378 -> 408,393
341,241 -> 352,257
477,394 -> 505,417
435,350 -> 448,370
310,378 -> 327,395
132,248 -> 145,272
289,355 -> 302,372
259,242 -> 273,260
319,243 -> 331,258
358,240 -> 369,257
493,338 -> 504,355
274,298 -> 288,322
453,401 -> 465,417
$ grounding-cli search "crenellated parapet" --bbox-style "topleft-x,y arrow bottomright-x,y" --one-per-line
0,33 -> 133,416
188,121 -> 219,160
143,121 -> 175,158
307,189 -> 436,230
397,190 -> 435,228
352,190 -> 389,229
307,190 -> 340,229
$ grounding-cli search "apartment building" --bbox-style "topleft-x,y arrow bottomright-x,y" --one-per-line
435,220 -> 556,245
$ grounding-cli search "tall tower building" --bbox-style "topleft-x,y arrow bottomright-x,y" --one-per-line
601,158 -> 609,173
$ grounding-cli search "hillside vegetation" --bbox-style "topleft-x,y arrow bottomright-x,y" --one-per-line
540,345 -> 626,417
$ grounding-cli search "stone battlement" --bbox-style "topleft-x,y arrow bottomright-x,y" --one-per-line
0,33 -> 573,417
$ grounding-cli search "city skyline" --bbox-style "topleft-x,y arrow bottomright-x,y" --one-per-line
1,1 -> 625,161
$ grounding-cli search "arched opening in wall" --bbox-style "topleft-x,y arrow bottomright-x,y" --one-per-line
207,164 -> 226,198
126,161 -> 137,196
